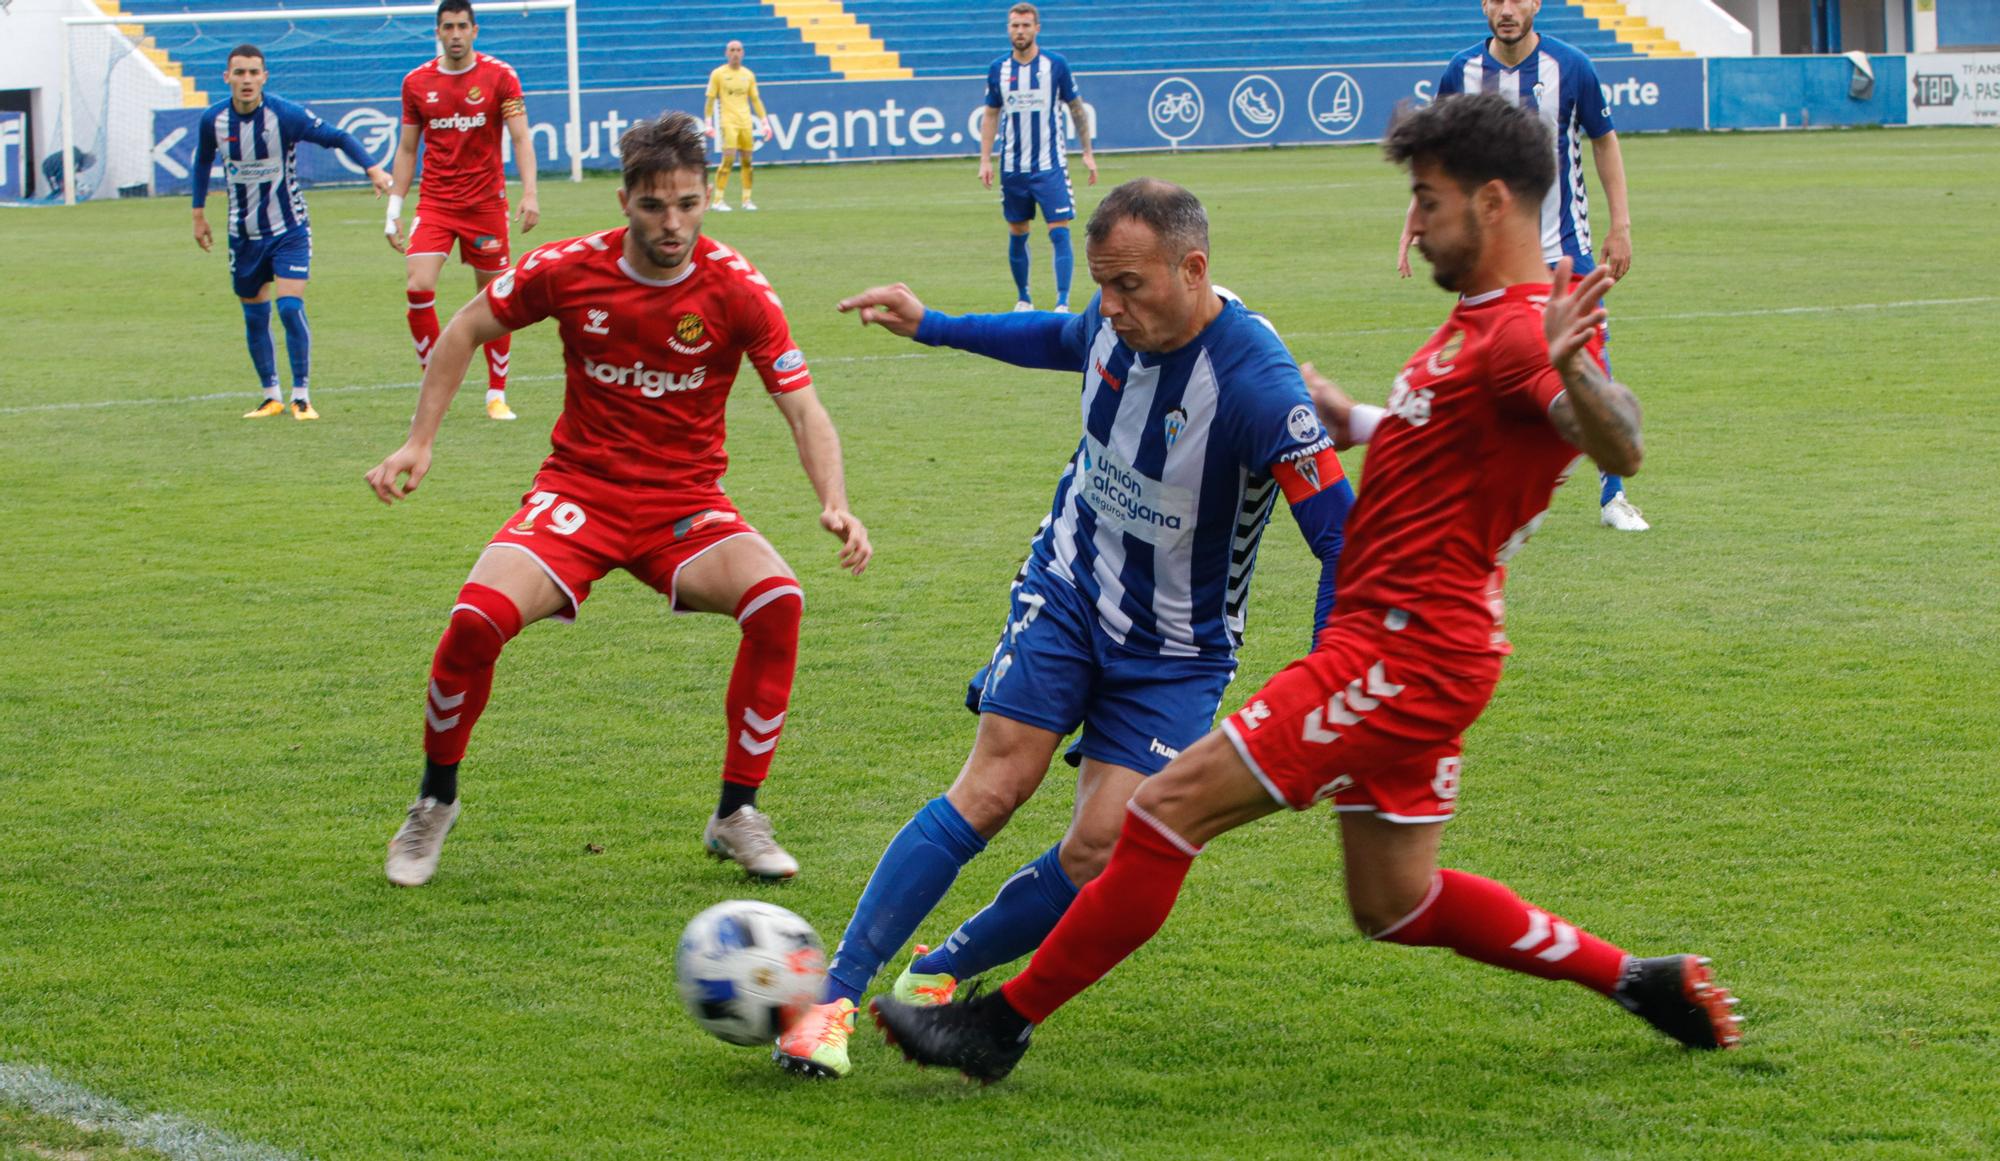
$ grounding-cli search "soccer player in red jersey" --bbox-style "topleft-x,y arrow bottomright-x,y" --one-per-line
387,0 -> 539,421
872,95 -> 1739,1081
365,111 -> 871,886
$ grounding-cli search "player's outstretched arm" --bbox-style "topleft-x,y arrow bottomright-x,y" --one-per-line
1300,362 -> 1381,450
1544,259 -> 1642,477
770,385 -> 872,576
836,283 -> 927,338
364,293 -> 514,504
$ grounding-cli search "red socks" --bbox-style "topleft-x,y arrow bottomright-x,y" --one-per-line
1002,804 -> 1200,1023
1375,868 -> 1627,994
484,333 -> 511,393
423,583 -> 522,766
722,576 -> 803,787
406,289 -> 439,369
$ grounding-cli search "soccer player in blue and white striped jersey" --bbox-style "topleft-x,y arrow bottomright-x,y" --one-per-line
979,3 -> 1097,312
1397,0 -> 1648,531
191,45 -> 389,420
775,180 -> 1352,1079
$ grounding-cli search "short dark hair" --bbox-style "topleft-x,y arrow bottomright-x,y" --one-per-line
226,44 -> 265,67
1383,94 -> 1554,205
1009,3 -> 1040,20
619,111 -> 709,189
1086,178 -> 1209,260
437,0 -> 476,24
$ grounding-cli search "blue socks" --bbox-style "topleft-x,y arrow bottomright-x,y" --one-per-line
1600,472 -> 1623,505
1049,226 -> 1073,308
241,301 -> 277,391
276,296 -> 310,396
1008,232 -> 1031,303
914,841 -> 1078,981
824,795 -> 987,1005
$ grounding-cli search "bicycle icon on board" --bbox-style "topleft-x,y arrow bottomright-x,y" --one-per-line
1146,77 -> 1205,146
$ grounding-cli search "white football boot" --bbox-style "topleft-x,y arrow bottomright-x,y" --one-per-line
385,796 -> 460,887
1600,491 -> 1651,532
703,806 -> 799,879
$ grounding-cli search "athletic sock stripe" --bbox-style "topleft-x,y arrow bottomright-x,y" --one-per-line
450,602 -> 501,636
737,583 -> 803,623
1370,870 -> 1444,941
1127,802 -> 1201,858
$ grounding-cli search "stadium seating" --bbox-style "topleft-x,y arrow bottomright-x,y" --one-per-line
111,0 -> 839,103
110,0 -> 1641,104
844,0 -> 1642,77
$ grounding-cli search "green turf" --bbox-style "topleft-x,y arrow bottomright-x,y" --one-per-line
0,127 -> 1996,1159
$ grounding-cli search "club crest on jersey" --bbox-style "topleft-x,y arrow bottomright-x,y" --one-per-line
669,312 -> 713,355
466,85 -> 486,105
583,308 -> 611,335
1294,455 -> 1321,492
1162,407 -> 1188,449
1426,329 -> 1464,377
1286,404 -> 1321,443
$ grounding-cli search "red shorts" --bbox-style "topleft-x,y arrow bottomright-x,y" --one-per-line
1220,611 -> 1502,823
408,201 -> 511,272
484,469 -> 761,621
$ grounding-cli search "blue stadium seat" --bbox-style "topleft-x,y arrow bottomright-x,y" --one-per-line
115,0 -> 1637,102
116,0 -> 838,102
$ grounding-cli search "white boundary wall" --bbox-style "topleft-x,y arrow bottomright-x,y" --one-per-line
0,0 -> 182,199
1624,0 -> 1755,56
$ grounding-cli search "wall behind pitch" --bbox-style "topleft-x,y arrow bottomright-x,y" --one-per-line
0,112 -> 27,200
1708,53 -> 1910,126
150,58 -> 1706,194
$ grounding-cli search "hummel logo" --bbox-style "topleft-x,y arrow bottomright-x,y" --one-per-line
426,91 -> 439,102
583,308 -> 610,334
1094,358 -> 1122,391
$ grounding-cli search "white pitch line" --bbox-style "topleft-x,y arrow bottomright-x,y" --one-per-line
0,1061 -> 306,1161
1285,295 -> 2000,340
0,351 -> 938,418
3,297 -> 1989,418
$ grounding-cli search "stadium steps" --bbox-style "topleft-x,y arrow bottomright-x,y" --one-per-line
762,0 -> 913,79
1573,0 -> 1690,57
110,0 -> 844,101
88,0 -> 207,107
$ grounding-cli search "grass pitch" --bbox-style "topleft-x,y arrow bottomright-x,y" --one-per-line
0,128 -> 1996,1160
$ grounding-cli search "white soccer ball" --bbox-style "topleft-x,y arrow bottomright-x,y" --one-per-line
675,900 -> 827,1046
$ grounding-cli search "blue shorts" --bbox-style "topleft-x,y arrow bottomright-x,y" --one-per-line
1001,169 -> 1076,225
964,565 -> 1236,775
229,229 -> 312,299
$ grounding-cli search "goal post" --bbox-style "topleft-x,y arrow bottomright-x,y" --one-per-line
58,0 -> 581,206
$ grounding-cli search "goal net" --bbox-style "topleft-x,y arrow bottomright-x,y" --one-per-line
57,0 -> 579,205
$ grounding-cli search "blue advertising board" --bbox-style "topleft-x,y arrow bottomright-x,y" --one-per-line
151,58 -> 1707,195
0,112 -> 27,200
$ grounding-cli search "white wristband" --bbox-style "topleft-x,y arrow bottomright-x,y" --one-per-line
385,195 -> 404,231
1347,404 -> 1385,445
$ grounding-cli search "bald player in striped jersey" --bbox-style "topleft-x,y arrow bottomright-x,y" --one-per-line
775,179 -> 1353,1079
1397,0 -> 1649,532
192,44 -> 392,420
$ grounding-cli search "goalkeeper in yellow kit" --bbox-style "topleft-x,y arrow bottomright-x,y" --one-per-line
706,40 -> 771,212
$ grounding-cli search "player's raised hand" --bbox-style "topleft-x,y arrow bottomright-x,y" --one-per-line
1542,257 -> 1613,374
821,508 -> 872,575
192,211 -> 213,252
365,441 -> 432,504
1300,362 -> 1360,449
517,194 -> 540,234
836,283 -> 926,338
978,156 -> 994,189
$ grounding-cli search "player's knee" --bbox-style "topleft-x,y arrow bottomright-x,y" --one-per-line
1348,880 -> 1433,941
405,274 -> 437,297
946,779 -> 1028,836
439,583 -> 524,667
1056,828 -> 1114,885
